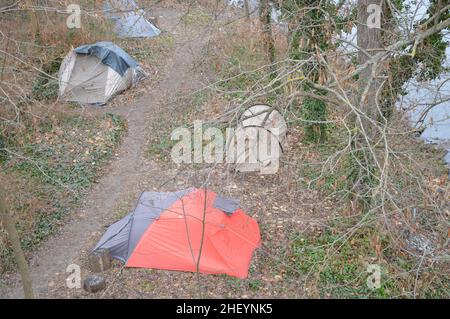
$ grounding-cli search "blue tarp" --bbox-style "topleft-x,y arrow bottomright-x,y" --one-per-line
74,41 -> 139,76
104,0 -> 161,38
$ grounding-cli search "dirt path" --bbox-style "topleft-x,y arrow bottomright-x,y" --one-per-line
1,5 -> 332,299
0,7 -> 209,298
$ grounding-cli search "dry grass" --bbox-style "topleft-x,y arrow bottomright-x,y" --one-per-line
1,1 -> 448,299
0,0 -> 174,273
0,112 -> 126,273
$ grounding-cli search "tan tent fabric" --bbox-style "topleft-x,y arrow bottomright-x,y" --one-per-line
227,104 -> 287,174
58,43 -> 143,105
60,54 -> 110,104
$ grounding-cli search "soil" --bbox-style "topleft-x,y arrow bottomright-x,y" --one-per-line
0,5 -> 332,299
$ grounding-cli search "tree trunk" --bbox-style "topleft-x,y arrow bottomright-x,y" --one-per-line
26,0 -> 40,43
351,0 -> 385,209
243,0 -> 251,22
0,186 -> 34,299
357,0 -> 384,137
259,0 -> 275,66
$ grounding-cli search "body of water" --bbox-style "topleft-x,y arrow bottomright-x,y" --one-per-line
401,47 -> 450,167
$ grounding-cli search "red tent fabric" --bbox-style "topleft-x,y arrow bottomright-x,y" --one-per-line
94,188 -> 261,278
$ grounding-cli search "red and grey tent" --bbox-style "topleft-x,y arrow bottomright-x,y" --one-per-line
94,188 -> 261,278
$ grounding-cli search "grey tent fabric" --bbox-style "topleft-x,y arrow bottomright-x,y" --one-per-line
213,196 -> 240,215
228,0 -> 258,11
227,0 -> 285,29
94,213 -> 133,262
104,0 -> 161,38
74,41 -> 139,77
94,188 -> 194,261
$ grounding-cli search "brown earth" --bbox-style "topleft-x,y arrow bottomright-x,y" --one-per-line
0,5 -> 332,299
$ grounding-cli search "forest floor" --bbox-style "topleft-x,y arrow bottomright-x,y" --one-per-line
1,2 -> 448,299
0,5 -> 332,299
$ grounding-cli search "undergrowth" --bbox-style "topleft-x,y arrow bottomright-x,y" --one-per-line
207,19 -> 450,299
0,113 -> 126,273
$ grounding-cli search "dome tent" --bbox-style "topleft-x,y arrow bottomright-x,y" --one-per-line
58,41 -> 145,105
227,0 -> 287,33
227,104 -> 287,174
228,0 -> 259,11
93,188 -> 261,278
104,0 -> 161,38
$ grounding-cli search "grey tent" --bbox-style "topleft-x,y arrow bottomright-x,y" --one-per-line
228,0 -> 258,11
104,0 -> 161,38
227,0 -> 286,31
58,41 -> 145,105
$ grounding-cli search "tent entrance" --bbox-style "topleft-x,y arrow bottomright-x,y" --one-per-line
64,55 -> 109,104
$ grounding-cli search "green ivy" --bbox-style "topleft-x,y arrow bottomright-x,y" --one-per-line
281,0 -> 345,143
302,96 -> 328,143
381,0 -> 449,119
31,57 -> 62,101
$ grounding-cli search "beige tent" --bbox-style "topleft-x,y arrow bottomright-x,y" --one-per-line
227,104 -> 287,174
59,41 -> 145,105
